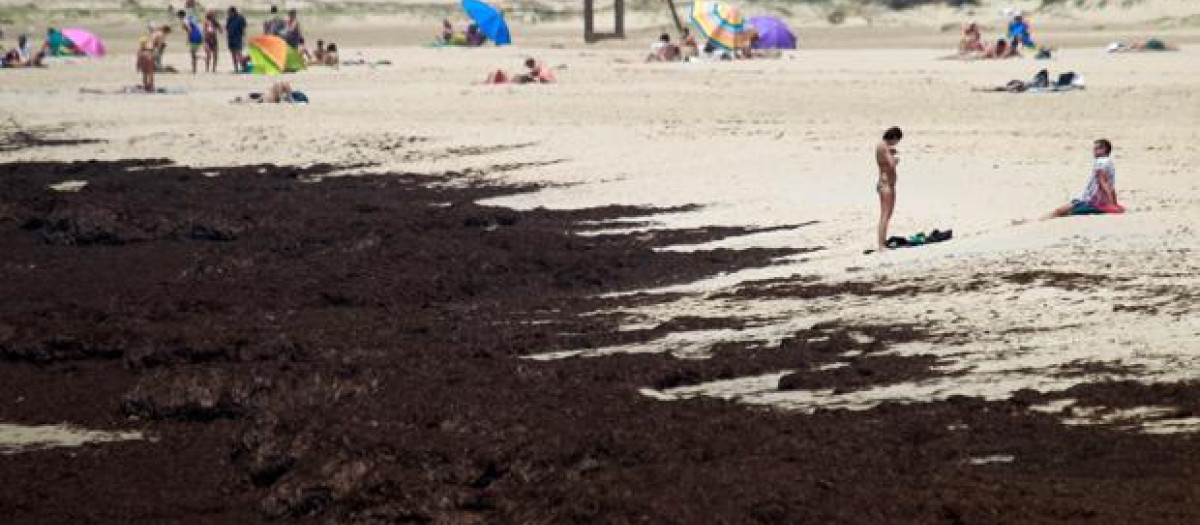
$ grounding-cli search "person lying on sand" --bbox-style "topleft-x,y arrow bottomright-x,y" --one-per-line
973,69 -> 1083,93
981,38 -> 1018,59
231,81 -> 309,103
486,58 -> 556,84
1046,139 -> 1124,218
1,34 -> 44,67
1106,39 -> 1177,53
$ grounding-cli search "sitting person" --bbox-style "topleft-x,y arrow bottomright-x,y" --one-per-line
958,22 -> 985,56
439,19 -> 453,44
486,58 -> 556,84
680,28 -> 699,61
646,33 -> 680,62
1047,139 -> 1124,218
465,24 -> 486,46
323,43 -> 339,67
309,39 -> 326,65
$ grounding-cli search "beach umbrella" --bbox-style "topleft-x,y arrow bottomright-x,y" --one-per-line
60,27 -> 106,57
746,16 -> 796,49
461,0 -> 511,45
247,35 -> 306,75
690,1 -> 745,50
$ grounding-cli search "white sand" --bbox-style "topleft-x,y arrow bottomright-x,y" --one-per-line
2,2 -> 1198,435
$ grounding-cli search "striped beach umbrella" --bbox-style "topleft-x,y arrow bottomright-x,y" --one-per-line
690,1 -> 745,50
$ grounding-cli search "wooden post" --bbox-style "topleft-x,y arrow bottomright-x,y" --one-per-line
664,0 -> 684,33
614,0 -> 625,38
584,0 -> 596,43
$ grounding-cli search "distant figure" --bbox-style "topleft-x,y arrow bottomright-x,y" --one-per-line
958,22 -> 984,55
177,9 -> 203,73
226,7 -> 246,73
646,33 -> 680,62
981,38 -> 1015,59
1047,139 -> 1123,218
486,58 -> 555,84
283,9 -> 303,48
138,26 -> 170,91
263,5 -> 286,37
440,19 -> 454,44
1,34 -> 37,67
310,39 -> 326,64
680,28 -> 698,60
323,43 -> 339,67
1007,12 -> 1035,50
232,81 -> 307,103
202,11 -> 222,73
1107,38 -> 1177,52
465,24 -> 486,46
875,127 -> 903,251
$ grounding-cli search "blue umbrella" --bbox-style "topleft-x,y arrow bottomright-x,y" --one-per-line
462,0 -> 511,46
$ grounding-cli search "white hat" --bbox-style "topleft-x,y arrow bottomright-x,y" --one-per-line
1013,9 -> 1023,17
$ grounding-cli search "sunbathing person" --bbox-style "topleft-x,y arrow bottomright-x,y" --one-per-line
486,58 -> 556,84
323,43 -> 339,67
465,24 -> 486,46
958,22 -> 985,56
1047,139 -> 1123,218
646,33 -> 680,62
232,81 -> 308,103
2,34 -> 42,67
1107,38 -> 1177,52
981,38 -> 1017,59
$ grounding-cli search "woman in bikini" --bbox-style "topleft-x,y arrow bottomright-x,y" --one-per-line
202,11 -> 222,73
875,127 -> 903,252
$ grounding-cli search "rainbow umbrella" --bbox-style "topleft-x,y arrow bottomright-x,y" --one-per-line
247,35 -> 306,75
690,1 -> 745,50
60,27 -> 106,57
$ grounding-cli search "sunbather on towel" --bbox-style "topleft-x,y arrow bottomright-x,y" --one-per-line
1048,139 -> 1124,218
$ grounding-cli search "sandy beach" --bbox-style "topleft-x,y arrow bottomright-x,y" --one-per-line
2,0 -> 1200,522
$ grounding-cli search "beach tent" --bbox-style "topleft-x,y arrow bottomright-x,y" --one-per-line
690,1 -> 745,50
462,0 -> 512,45
247,35 -> 306,75
60,28 -> 107,57
746,17 -> 796,49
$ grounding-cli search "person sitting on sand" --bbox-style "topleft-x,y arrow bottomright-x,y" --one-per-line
1007,12 -> 1035,51
486,58 -> 556,84
309,39 -> 326,65
323,43 -> 339,67
680,28 -> 699,61
439,19 -> 454,44
465,24 -> 486,47
958,22 -> 985,56
646,33 -> 680,62
1047,139 -> 1124,218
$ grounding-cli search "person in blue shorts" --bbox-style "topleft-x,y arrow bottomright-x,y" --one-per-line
226,6 -> 247,73
177,9 -> 203,74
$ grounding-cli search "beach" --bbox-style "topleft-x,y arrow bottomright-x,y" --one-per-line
2,1 -> 1200,522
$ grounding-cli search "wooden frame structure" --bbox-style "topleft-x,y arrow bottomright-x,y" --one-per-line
584,0 -> 686,43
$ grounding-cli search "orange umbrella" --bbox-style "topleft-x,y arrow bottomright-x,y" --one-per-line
247,35 -> 305,74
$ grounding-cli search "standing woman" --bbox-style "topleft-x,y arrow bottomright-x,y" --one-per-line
202,11 -> 222,73
874,127 -> 903,252
226,7 -> 247,73
284,9 -> 303,49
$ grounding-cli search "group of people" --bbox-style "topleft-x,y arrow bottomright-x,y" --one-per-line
0,28 -> 81,68
953,11 -> 1039,60
438,19 -> 489,47
645,28 -> 775,63
874,128 -> 1122,252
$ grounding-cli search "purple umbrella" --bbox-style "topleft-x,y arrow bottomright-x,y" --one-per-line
747,16 -> 797,50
